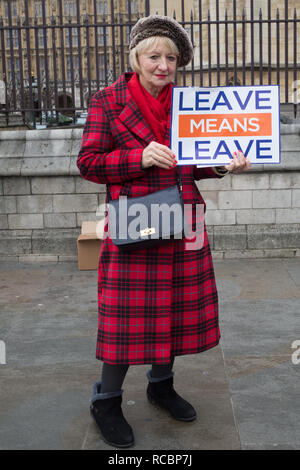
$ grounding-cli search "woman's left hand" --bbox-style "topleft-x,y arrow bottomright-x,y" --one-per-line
223,150 -> 251,174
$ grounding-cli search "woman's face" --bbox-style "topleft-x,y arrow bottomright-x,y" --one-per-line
138,38 -> 177,96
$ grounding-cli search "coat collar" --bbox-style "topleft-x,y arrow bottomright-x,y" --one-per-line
113,72 -> 172,146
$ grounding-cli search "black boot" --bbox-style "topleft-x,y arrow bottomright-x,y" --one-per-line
90,381 -> 134,448
146,370 -> 197,422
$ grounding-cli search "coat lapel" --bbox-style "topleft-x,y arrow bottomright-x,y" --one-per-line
114,72 -> 171,146
118,99 -> 156,145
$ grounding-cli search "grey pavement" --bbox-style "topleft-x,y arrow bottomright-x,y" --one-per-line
0,257 -> 299,450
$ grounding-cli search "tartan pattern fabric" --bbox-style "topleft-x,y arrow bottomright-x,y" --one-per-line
77,72 -> 224,365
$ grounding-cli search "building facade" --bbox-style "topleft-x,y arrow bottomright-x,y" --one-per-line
0,0 -> 299,123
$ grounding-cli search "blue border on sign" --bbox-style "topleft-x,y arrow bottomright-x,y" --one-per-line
169,85 -> 175,150
256,84 -> 281,166
170,84 -> 282,166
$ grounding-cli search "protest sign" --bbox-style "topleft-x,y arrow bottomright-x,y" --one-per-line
170,85 -> 280,167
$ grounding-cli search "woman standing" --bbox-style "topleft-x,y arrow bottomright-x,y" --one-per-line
77,15 -> 251,448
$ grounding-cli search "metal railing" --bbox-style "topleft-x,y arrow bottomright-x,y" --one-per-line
0,0 -> 299,129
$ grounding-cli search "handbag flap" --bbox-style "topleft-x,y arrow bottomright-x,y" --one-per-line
108,185 -> 184,247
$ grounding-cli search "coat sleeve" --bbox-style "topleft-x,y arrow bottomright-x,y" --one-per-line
77,94 -> 147,185
193,166 -> 227,180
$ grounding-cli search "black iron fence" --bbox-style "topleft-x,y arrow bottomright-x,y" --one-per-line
0,0 -> 299,129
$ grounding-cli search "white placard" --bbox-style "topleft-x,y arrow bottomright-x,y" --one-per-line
170,85 -> 281,167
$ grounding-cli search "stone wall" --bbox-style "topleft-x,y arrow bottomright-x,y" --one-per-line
0,125 -> 299,261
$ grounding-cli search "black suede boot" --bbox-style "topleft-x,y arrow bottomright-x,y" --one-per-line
90,381 -> 134,448
146,370 -> 197,422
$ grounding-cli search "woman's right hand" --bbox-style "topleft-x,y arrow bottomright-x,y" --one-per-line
141,141 -> 177,170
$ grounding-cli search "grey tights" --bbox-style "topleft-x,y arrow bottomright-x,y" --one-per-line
101,356 -> 175,393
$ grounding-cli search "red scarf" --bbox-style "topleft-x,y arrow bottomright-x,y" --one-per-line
127,72 -> 172,145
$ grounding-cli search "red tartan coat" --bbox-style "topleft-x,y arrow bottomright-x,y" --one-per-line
77,72 -> 225,365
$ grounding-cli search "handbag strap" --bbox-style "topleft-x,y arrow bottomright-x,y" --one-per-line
106,166 -> 182,202
177,165 -> 183,191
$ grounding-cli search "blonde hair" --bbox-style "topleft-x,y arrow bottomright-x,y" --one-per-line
129,36 -> 179,74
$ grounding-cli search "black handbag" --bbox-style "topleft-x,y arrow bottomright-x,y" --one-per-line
107,167 -> 184,251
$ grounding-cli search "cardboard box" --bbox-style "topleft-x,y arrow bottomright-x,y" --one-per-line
77,220 -> 104,270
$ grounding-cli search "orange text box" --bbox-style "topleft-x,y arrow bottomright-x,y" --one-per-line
178,113 -> 272,137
